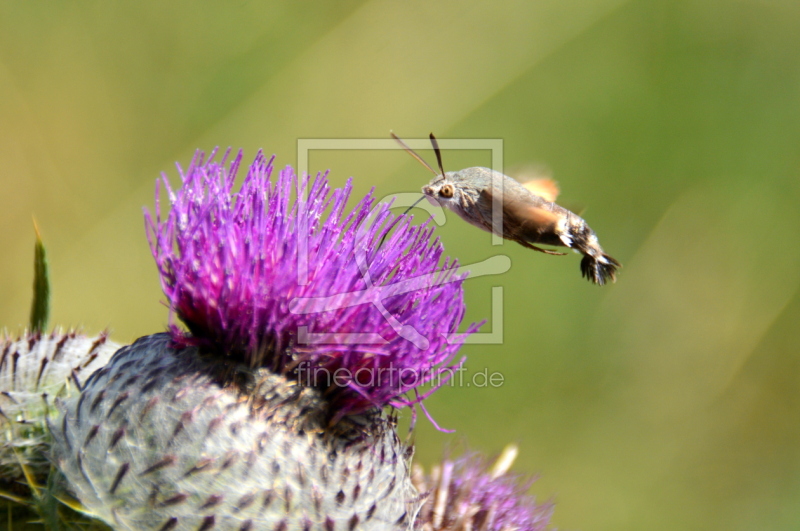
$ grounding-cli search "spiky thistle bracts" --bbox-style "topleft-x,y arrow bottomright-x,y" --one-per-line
0,330 -> 118,529
51,334 -> 419,531
0,329 -> 118,483
145,149 -> 478,420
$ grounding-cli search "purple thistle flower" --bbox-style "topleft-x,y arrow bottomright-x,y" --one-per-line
144,148 -> 479,423
412,446 -> 553,531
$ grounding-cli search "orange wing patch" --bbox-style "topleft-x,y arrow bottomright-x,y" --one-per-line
521,178 -> 560,202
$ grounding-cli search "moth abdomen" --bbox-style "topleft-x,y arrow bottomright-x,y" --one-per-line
560,215 -> 620,285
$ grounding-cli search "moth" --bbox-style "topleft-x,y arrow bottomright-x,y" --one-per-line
391,132 -> 620,285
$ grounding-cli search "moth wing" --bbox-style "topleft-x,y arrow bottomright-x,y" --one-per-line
481,188 -> 561,242
508,164 -> 560,202
521,178 -> 560,202
507,198 -> 561,238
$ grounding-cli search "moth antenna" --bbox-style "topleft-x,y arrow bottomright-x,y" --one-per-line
391,131 -> 438,176
429,133 -> 447,179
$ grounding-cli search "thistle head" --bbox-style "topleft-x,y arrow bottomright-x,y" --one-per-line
0,330 -> 117,525
145,149 -> 478,422
412,446 -> 553,531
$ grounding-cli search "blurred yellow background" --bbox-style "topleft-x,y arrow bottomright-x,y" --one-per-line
2,1 -> 799,529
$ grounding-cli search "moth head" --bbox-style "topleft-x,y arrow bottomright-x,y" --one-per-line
422,175 -> 460,205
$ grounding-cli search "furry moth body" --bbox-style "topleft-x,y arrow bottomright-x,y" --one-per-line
392,133 -> 620,285
423,167 -> 620,285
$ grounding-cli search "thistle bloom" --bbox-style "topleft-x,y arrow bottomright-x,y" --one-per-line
412,446 -> 553,531
144,149 -> 477,422
50,150 -> 484,530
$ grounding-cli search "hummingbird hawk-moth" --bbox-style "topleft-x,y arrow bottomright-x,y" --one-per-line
391,132 -> 621,285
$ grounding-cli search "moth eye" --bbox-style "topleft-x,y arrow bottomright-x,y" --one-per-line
440,184 -> 454,198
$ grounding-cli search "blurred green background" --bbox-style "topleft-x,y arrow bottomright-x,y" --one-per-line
2,1 -> 799,529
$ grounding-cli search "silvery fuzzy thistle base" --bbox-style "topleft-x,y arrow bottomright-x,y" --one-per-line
52,334 -> 418,530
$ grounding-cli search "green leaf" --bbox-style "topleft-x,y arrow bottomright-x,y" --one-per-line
29,219 -> 50,333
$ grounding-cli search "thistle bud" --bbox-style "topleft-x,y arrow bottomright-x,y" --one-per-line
0,330 -> 116,521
